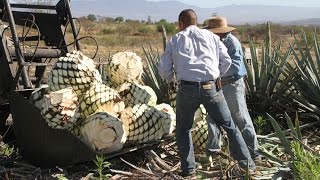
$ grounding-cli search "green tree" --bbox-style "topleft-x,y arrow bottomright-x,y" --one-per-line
156,19 -> 176,34
158,19 -> 167,24
87,14 -> 96,21
115,16 -> 124,23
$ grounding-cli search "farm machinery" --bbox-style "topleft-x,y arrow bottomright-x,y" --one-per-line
0,0 -> 177,169
0,0 -> 99,167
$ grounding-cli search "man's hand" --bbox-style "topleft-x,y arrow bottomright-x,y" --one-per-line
215,77 -> 222,90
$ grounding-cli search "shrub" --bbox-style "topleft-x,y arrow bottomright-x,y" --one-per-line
114,16 -> 124,23
292,142 -> 320,180
87,14 -> 96,21
137,25 -> 154,36
156,19 -> 176,34
116,24 -> 132,35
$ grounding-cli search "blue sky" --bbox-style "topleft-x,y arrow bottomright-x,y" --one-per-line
148,0 -> 320,8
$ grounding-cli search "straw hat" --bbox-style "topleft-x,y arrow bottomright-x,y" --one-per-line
205,16 -> 235,33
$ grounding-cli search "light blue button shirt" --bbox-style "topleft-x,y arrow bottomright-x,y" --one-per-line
221,33 -> 247,79
158,25 -> 231,82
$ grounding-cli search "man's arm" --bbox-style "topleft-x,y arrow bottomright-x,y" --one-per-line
218,40 -> 232,76
226,38 -> 243,72
158,41 -> 175,82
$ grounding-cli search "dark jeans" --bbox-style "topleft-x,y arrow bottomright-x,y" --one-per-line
175,81 -> 255,175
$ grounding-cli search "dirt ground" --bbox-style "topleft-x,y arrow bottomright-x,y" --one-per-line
1,130 -> 307,180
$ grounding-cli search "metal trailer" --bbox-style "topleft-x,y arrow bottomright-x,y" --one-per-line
0,0 -> 97,168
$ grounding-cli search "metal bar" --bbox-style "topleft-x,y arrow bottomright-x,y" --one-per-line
64,0 -> 81,51
4,0 -> 31,89
8,47 -> 64,58
34,66 -> 46,88
18,35 -> 44,42
21,61 -> 109,67
10,4 -> 56,10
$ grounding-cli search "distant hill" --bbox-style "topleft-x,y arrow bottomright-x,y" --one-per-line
71,0 -> 320,25
71,0 -> 202,22
282,18 -> 320,26
209,5 -> 320,25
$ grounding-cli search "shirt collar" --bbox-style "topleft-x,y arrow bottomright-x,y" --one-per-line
184,25 -> 198,31
221,32 -> 231,42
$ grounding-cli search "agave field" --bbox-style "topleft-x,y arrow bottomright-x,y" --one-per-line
1,24 -> 320,180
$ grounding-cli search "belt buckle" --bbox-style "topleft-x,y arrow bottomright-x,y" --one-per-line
202,83 -> 212,89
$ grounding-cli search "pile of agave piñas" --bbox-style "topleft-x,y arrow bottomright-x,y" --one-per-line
29,51 -> 176,153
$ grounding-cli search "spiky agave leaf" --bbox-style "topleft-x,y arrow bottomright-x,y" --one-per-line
79,112 -> 126,153
244,36 -> 292,114
118,82 -> 157,107
267,113 -> 294,160
48,50 -> 102,96
281,31 -> 320,115
142,46 -> 171,104
41,87 -> 80,129
105,51 -> 143,87
120,104 -> 166,144
79,82 -> 125,119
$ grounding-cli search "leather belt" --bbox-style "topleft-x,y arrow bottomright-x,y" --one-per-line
179,80 -> 214,86
179,80 -> 215,90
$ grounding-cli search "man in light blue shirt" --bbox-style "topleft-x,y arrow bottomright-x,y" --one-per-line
205,16 -> 260,160
158,9 -> 255,178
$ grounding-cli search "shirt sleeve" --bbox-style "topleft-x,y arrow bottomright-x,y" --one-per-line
227,39 -> 243,71
157,41 -> 174,82
218,40 -> 232,76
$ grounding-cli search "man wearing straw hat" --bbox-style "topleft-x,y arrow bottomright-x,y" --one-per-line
158,10 -> 256,178
205,16 -> 261,161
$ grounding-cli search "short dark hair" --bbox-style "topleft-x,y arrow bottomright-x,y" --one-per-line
178,9 -> 197,26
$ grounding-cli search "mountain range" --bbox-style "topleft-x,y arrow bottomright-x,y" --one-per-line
70,0 -> 320,25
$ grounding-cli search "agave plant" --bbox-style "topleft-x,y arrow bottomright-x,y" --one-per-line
281,31 -> 320,116
141,25 -> 175,106
141,46 -> 170,104
244,35 -> 292,115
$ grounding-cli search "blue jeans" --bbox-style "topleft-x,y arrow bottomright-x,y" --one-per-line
207,77 -> 260,158
175,81 -> 255,175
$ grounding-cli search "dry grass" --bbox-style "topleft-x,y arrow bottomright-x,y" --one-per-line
64,31 -> 164,62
